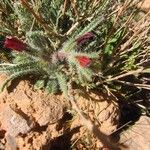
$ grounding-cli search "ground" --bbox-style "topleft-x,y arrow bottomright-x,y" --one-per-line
0,74 -> 119,150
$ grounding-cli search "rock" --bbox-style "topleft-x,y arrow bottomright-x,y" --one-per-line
0,76 -> 68,149
32,94 -> 64,126
119,116 -> 150,150
0,106 -> 34,137
137,0 -> 150,12
5,80 -> 66,126
0,142 -> 5,150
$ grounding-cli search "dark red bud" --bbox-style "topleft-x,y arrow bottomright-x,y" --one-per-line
4,36 -> 27,51
76,32 -> 95,45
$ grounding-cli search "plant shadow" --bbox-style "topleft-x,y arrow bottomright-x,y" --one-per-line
42,126 -> 81,150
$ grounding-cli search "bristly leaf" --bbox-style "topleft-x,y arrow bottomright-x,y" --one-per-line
14,2 -> 33,32
0,61 -> 39,74
45,79 -> 59,93
26,31 -> 50,51
56,72 -> 68,97
77,17 -> 104,37
34,79 -> 45,90
1,69 -> 38,92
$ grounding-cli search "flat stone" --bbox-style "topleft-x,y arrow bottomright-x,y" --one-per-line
0,106 -> 34,137
120,116 -> 150,150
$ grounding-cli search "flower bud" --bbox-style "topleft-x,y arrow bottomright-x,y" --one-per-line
4,36 -> 27,51
75,56 -> 91,67
76,32 -> 95,45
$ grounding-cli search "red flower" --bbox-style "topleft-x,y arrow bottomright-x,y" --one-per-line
75,56 -> 91,67
76,32 -> 95,45
4,36 -> 27,51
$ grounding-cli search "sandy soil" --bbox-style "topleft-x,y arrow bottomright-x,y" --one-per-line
0,74 -> 119,150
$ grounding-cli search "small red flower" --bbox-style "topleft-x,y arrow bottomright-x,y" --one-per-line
76,32 -> 95,45
75,56 -> 91,67
4,36 -> 27,51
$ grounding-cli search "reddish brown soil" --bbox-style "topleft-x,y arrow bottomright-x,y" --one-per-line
0,74 -> 119,149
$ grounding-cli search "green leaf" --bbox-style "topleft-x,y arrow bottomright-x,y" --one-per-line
34,79 -> 45,90
56,72 -> 68,96
132,42 -> 141,50
108,38 -> 118,44
14,2 -> 33,31
104,44 -> 114,55
45,79 -> 58,93
26,31 -> 49,51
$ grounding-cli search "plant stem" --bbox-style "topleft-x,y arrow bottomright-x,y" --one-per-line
106,68 -> 143,82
